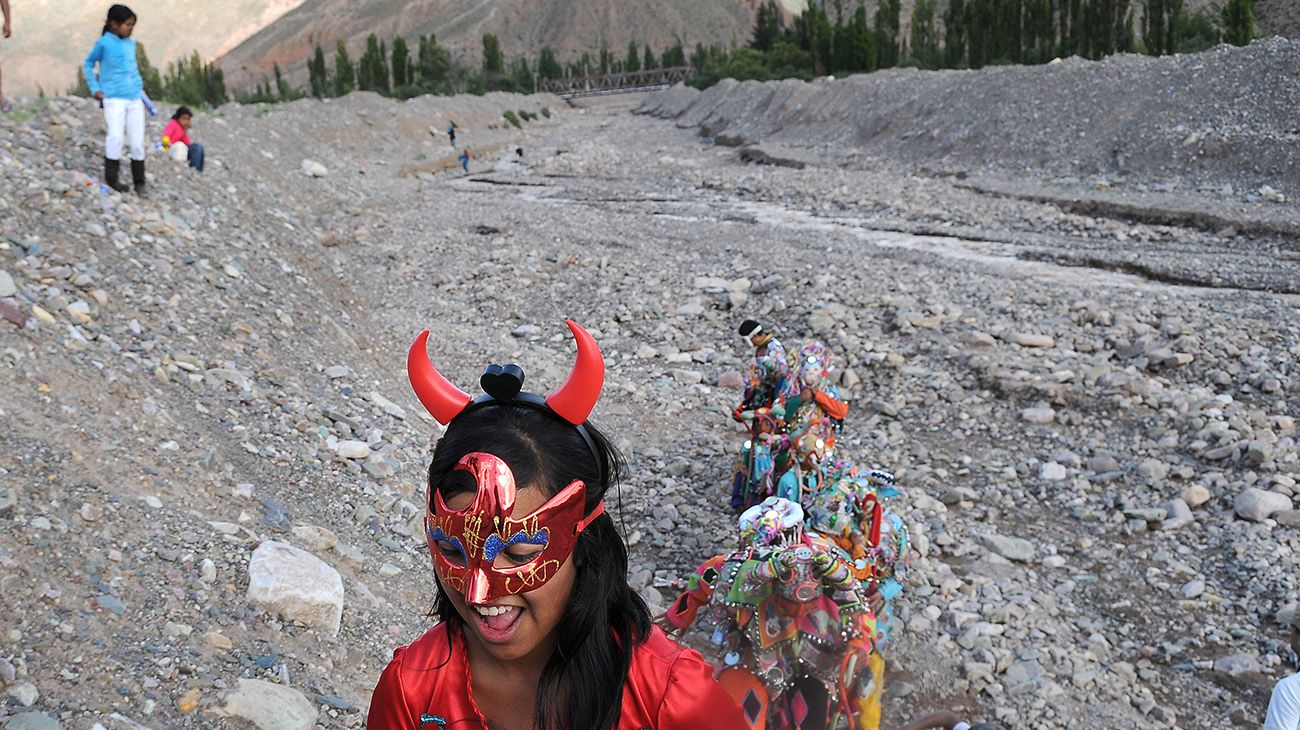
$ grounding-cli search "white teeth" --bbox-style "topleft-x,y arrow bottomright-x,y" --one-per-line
474,605 -> 516,617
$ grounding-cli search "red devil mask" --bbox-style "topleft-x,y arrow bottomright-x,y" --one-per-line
426,452 -> 604,603
408,321 -> 607,603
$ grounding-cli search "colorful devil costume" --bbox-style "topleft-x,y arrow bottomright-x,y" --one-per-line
733,320 -> 794,423
368,321 -> 748,729
666,499 -> 881,730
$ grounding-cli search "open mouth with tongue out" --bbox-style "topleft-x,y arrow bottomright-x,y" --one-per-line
471,603 -> 524,642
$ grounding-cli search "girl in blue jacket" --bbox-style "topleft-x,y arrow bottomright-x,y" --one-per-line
82,5 -> 146,195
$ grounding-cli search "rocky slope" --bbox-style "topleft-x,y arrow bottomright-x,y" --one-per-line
1,42 -> 1298,730
218,0 -> 761,90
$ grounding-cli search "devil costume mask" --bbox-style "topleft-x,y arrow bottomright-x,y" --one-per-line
408,320 -> 606,604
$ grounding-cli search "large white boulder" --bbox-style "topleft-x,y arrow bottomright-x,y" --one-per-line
216,679 -> 316,730
1235,488 -> 1292,522
246,540 -> 344,635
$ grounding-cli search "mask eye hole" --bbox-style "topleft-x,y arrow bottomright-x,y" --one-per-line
435,540 -> 468,566
484,530 -> 549,568
499,546 -> 544,566
430,527 -> 468,567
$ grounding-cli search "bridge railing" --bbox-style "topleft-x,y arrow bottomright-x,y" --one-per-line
539,67 -> 693,99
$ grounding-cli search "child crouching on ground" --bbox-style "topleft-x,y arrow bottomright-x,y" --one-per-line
162,106 -> 204,172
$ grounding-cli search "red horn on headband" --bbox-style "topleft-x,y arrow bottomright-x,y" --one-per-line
545,320 -> 604,425
408,330 -> 472,425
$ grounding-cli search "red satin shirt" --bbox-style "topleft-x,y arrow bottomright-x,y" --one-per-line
367,622 -> 749,730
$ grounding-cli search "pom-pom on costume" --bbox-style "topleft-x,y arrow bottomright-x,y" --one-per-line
369,321 -> 749,729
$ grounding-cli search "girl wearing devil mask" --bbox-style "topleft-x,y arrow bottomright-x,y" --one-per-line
367,322 -> 749,730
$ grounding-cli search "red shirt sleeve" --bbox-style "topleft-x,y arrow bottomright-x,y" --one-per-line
655,649 -> 750,730
366,646 -> 416,730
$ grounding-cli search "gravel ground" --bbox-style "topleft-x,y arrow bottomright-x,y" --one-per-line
1,45 -> 1298,730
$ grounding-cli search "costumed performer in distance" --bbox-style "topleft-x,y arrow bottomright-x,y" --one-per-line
367,321 -> 750,730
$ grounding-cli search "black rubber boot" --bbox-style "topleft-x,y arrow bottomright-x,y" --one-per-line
103,157 -> 129,193
130,159 -> 147,196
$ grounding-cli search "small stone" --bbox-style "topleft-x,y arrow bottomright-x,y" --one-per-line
1123,507 -> 1167,522
316,695 -> 353,710
1213,653 -> 1261,676
205,631 -> 234,650
291,525 -> 339,551
379,562 -> 401,576
177,687 -> 201,714
963,331 -> 995,347
670,369 -> 703,384
978,533 -> 1036,562
1245,440 -> 1274,466
1181,580 -> 1205,599
3,712 -> 59,730
1234,487 -> 1292,522
335,440 -> 371,460
1181,484 -> 1212,508
0,270 -> 17,297
31,305 -> 57,325
1020,407 -> 1056,425
323,365 -> 350,379
1039,462 -> 1067,480
200,558 -> 218,583
96,594 -> 127,615
1274,510 -> 1300,528
716,371 -> 745,388
1007,332 -> 1055,348
301,159 -> 329,178
1136,459 -> 1169,482
1159,499 -> 1194,530
512,324 -> 541,338
0,487 -> 17,517
7,682 -> 40,707
940,486 -> 979,505
675,302 -> 705,316
1087,453 -> 1119,473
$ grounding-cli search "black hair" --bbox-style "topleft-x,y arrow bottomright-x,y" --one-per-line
426,405 -> 650,730
102,4 -> 136,35
738,319 -> 761,336
172,106 -> 193,121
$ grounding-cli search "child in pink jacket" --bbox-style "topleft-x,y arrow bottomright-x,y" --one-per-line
161,106 -> 204,172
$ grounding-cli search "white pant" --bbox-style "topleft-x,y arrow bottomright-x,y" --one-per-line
103,98 -> 145,161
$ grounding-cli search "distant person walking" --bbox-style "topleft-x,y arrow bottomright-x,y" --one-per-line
1265,607 -> 1300,730
0,0 -> 12,113
447,122 -> 456,147
82,4 -> 147,195
458,149 -> 470,173
162,106 -> 204,172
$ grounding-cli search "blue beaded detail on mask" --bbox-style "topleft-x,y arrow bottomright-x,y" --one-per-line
482,529 -> 550,562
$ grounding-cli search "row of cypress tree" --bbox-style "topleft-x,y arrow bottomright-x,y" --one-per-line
696,0 -> 1253,86
247,33 -> 695,102
70,44 -> 228,107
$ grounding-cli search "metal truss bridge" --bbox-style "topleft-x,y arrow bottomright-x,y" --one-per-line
540,67 -> 693,99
